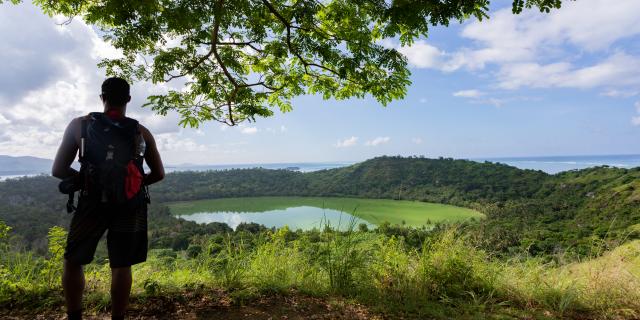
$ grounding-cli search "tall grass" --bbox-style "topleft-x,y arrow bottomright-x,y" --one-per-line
0,224 -> 66,309
316,215 -> 369,295
1,220 -> 639,319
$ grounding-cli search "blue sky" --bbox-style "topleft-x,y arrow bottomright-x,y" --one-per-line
0,1 -> 639,164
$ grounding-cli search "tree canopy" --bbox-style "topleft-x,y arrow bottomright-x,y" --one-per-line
5,0 -> 565,126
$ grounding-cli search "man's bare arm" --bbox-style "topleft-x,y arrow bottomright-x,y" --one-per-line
52,118 -> 80,179
140,125 -> 165,185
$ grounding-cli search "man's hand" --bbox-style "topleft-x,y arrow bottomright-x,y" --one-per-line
139,124 -> 164,185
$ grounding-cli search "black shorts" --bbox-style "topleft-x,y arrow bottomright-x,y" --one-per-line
64,196 -> 148,268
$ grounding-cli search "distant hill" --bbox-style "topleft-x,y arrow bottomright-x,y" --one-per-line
152,156 -> 551,205
0,155 -> 52,174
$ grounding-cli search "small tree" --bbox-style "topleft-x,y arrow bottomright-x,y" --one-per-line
43,226 -> 67,288
0,221 -> 12,302
0,220 -> 10,251
0,220 -> 12,272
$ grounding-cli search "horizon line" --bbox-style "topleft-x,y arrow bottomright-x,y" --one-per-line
1,153 -> 640,168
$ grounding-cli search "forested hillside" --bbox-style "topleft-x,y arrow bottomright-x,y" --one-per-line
1,156 -> 640,318
0,156 -> 638,258
477,166 -> 640,258
0,175 -> 68,251
151,156 -> 550,205
304,156 -> 550,204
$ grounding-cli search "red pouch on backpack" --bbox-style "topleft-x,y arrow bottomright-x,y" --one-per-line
125,160 -> 143,199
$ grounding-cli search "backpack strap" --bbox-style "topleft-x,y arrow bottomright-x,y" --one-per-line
77,115 -> 91,202
65,116 -> 90,213
79,116 -> 88,162
130,119 -> 140,159
66,193 -> 76,214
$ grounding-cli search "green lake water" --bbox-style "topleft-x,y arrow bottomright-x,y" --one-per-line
177,206 -> 373,230
170,197 -> 483,230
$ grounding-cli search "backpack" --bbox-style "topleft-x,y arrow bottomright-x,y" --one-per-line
77,112 -> 148,207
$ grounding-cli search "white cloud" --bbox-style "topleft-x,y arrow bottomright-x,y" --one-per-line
419,98 -> 428,104
0,3 -> 184,158
0,114 -> 10,125
633,101 -> 640,126
132,111 -> 181,135
455,93 -> 538,108
496,53 -> 640,90
412,137 -> 423,145
395,0 -> 640,92
453,90 -> 484,98
365,136 -> 390,147
155,133 -> 209,152
482,98 -> 506,108
396,40 -> 446,69
153,135 -> 254,164
241,126 -> 258,134
452,89 -> 508,107
600,89 -> 639,98
453,1 -> 640,68
90,34 -> 124,60
335,136 -> 358,148
263,125 -> 286,134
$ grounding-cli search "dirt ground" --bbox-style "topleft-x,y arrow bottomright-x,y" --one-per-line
0,290 -> 385,320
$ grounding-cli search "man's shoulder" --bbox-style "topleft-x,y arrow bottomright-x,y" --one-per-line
137,122 -> 149,133
66,114 -> 94,137
67,116 -> 84,129
71,114 -> 91,124
136,123 -> 154,139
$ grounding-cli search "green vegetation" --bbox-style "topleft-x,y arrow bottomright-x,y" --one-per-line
2,223 -> 639,318
477,165 -> 640,259
1,156 -> 638,257
169,196 -> 483,227
0,156 -> 639,318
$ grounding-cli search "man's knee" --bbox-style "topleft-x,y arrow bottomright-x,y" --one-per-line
111,266 -> 132,278
63,259 -> 83,274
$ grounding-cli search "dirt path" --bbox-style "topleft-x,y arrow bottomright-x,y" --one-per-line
1,290 -> 384,320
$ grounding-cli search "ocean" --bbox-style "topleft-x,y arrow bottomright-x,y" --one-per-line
1,155 -> 639,181
477,154 -> 640,174
164,162 -> 354,173
0,162 -> 354,181
0,171 -> 48,181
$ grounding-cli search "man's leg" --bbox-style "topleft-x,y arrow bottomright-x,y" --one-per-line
63,259 -> 85,319
111,266 -> 132,319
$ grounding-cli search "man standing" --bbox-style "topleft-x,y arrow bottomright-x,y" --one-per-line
52,77 -> 165,320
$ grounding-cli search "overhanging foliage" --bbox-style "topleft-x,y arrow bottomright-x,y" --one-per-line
5,0 -> 567,126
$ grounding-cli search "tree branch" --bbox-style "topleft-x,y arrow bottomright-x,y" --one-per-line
210,0 -> 237,125
261,0 -> 349,80
217,40 -> 264,52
